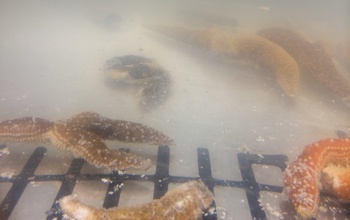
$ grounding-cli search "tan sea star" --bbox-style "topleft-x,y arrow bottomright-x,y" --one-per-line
59,180 -> 214,220
145,25 -> 300,97
0,112 -> 175,171
257,27 -> 350,105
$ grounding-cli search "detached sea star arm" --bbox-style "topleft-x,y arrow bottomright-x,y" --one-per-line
59,181 -> 214,220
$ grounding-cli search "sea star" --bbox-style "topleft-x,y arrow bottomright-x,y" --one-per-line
104,55 -> 172,110
59,180 -> 214,220
67,111 -> 175,146
283,138 -> 350,219
257,27 -> 350,105
48,120 -> 151,171
145,25 -> 300,97
0,117 -> 53,143
0,112 -> 175,171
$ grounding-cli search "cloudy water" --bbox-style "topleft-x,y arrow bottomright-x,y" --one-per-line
1,1 -> 350,219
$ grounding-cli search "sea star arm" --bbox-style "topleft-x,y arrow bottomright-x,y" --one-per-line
48,120 -> 151,171
0,117 -> 54,143
258,27 -> 350,103
67,112 -> 175,146
145,25 -> 300,97
283,138 -> 350,219
59,181 -> 213,220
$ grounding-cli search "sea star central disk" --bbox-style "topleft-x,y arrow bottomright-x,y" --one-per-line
48,120 -> 151,171
59,181 -> 214,220
0,112 -> 174,171
146,25 -> 300,97
283,138 -> 350,219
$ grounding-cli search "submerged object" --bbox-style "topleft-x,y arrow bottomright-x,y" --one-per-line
67,111 -> 175,146
283,138 -> 350,219
59,180 -> 214,220
0,117 -> 53,143
48,120 -> 151,171
104,55 -> 172,110
0,112 -> 175,171
146,25 -> 300,97
257,27 -> 350,104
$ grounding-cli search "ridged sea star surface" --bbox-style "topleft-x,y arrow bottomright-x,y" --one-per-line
258,27 -> 350,103
283,138 -> 350,219
59,181 -> 214,220
146,25 -> 300,97
67,112 -> 175,146
48,120 -> 151,171
0,112 -> 174,171
0,117 -> 53,143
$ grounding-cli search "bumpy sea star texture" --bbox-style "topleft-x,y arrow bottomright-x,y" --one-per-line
60,180 -> 213,220
258,27 -> 350,103
283,138 -> 350,219
48,120 -> 151,171
0,117 -> 53,143
67,112 -> 175,146
0,112 -> 174,171
146,25 -> 300,97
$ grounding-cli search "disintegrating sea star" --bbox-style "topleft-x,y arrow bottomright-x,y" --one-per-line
59,181 -> 214,220
283,138 -> 350,219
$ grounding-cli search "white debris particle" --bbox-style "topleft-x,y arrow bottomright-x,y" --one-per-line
0,147 -> 10,156
1,171 -> 15,178
263,202 -> 284,219
207,207 -> 216,215
101,178 -> 110,183
215,207 -> 227,220
30,181 -> 40,187
256,136 -> 265,142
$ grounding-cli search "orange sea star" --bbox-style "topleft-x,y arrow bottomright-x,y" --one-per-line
283,138 -> 350,219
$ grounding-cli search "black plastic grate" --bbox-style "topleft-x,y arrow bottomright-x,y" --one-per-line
0,144 -> 289,220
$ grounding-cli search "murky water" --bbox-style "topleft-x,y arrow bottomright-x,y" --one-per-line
1,1 -> 350,219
